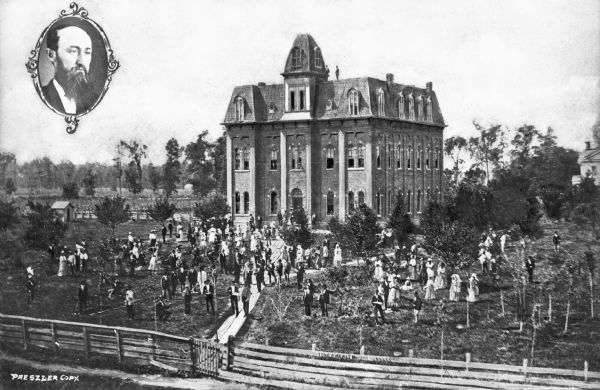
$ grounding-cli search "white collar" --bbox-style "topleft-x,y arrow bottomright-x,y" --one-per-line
53,79 -> 77,114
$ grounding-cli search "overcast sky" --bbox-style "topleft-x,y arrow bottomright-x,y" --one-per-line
0,0 -> 598,165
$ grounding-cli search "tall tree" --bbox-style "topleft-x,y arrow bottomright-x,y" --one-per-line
345,204 -> 381,262
24,201 -> 68,249
95,196 -> 131,239
185,130 -> 217,196
5,178 -> 16,195
120,140 -> 147,195
444,136 -> 468,185
113,143 -> 125,194
147,163 -> 162,193
163,138 -> 182,198
147,197 -> 177,224
82,169 -> 96,197
0,153 -> 16,190
213,133 -> 227,193
468,122 -> 506,185
0,199 -> 19,239
386,193 -> 414,243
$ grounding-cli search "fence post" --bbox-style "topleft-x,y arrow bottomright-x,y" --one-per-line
51,322 -> 57,352
465,352 -> 471,372
584,361 -> 588,382
82,326 -> 90,357
522,358 -> 528,379
226,335 -> 233,370
408,349 -> 414,358
189,338 -> 196,375
115,329 -> 122,363
21,319 -> 28,351
360,345 -> 365,355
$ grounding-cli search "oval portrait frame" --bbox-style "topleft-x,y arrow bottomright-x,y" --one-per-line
26,2 -> 119,134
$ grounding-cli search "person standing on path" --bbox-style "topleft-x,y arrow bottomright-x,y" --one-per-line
183,286 -> 192,315
203,280 -> 215,314
303,284 -> 313,316
525,255 -> 535,283
77,280 -> 88,314
161,272 -> 171,299
296,263 -> 305,290
228,282 -> 240,317
318,284 -> 338,317
552,231 -> 560,253
124,286 -> 135,320
413,291 -> 422,324
372,288 -> 385,325
241,283 -> 251,317
26,275 -> 35,306
161,224 -> 167,243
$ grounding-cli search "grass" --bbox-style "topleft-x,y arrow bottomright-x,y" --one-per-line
238,219 -> 600,371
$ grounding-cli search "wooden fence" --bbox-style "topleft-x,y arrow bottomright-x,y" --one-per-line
1,314 -> 599,388
72,208 -> 196,222
0,314 -> 223,377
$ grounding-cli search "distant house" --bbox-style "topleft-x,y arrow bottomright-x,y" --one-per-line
573,115 -> 600,186
51,201 -> 75,222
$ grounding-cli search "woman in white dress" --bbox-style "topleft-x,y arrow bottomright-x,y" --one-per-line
374,258 -> 385,280
57,251 -> 68,277
148,251 -> 157,273
426,259 -> 435,281
434,261 -> 447,290
388,276 -> 399,309
467,273 -> 479,302
424,278 -> 436,300
250,234 -> 258,253
409,256 -> 418,281
333,243 -> 343,267
449,274 -> 461,302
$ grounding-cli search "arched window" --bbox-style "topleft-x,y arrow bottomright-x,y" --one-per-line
234,148 -> 241,170
376,192 -> 382,215
358,191 -> 365,205
398,94 -> 405,119
326,191 -> 334,215
434,148 -> 440,169
242,147 -> 249,170
314,47 -> 324,68
407,147 -> 412,169
235,97 -> 244,121
243,192 -> 250,214
358,143 -> 365,168
270,191 -> 278,215
417,190 -> 422,212
348,143 -> 355,168
426,97 -> 433,122
291,146 -> 297,169
235,192 -> 241,214
416,147 -> 421,170
377,89 -> 385,116
408,94 -> 415,120
397,142 -> 403,169
407,190 -> 412,213
376,145 -> 381,169
291,47 -> 304,70
326,144 -> 335,169
417,95 -> 424,121
348,191 -> 355,211
348,90 -> 359,116
297,147 -> 303,169
425,148 -> 430,170
270,147 -> 278,170
291,188 -> 303,210
388,143 -> 392,169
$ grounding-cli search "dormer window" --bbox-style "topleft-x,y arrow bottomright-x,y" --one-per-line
417,95 -> 424,121
377,89 -> 385,116
314,47 -> 324,68
398,94 -> 405,119
348,90 -> 359,116
291,47 -> 304,71
408,94 -> 415,120
426,97 -> 433,122
234,97 -> 244,121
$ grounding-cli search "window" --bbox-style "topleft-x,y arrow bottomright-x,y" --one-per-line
291,47 -> 304,70
397,143 -> 403,169
326,145 -> 334,169
270,192 -> 278,214
358,191 -> 365,205
291,188 -> 303,210
348,90 -> 359,116
377,89 -> 385,116
408,94 -> 415,120
434,148 -> 440,169
242,147 -> 249,170
376,192 -> 382,216
426,97 -> 433,122
416,148 -> 421,170
407,147 -> 412,169
289,86 -> 306,111
388,143 -> 392,169
314,47 -> 324,68
388,190 -> 392,214
407,190 -> 412,213
326,191 -> 334,215
348,144 -> 355,168
348,191 -> 355,211
376,145 -> 381,169
234,148 -> 241,170
398,94 -> 405,119
417,95 -> 424,121
270,147 -> 278,170
290,91 -> 296,111
243,192 -> 250,214
358,143 -> 365,168
417,190 -> 422,213
235,97 -> 244,121
299,90 -> 305,110
291,146 -> 302,169
425,149 -> 430,170
235,192 -> 240,214
297,147 -> 303,169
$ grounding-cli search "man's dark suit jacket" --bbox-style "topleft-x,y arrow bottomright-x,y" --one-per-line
41,79 -> 97,115
78,285 -> 88,302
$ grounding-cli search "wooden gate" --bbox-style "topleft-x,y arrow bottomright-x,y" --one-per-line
193,338 -> 221,376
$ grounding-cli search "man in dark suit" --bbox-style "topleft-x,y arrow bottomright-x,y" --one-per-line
42,25 -> 99,115
318,284 -> 338,317
203,280 -> 215,314
77,280 -> 88,314
372,289 -> 385,325
26,275 -> 36,306
228,282 -> 240,317
161,272 -> 171,300
155,296 -> 171,321
525,255 -> 536,283
303,284 -> 313,316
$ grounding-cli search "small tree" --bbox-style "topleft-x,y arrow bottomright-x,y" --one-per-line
193,195 -> 230,222
163,137 -> 182,198
95,196 -> 131,239
281,207 -> 312,249
24,201 -> 67,250
5,178 -> 16,195
322,265 -> 373,316
97,237 -> 120,273
0,199 -> 19,238
62,181 -> 79,199
147,163 -> 162,194
346,204 -> 381,264
83,169 -> 96,197
147,197 -> 177,224
386,194 -> 414,244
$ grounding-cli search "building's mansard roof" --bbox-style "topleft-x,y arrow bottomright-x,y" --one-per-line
223,78 -> 445,126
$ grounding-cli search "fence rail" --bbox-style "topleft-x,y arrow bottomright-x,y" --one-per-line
1,314 -> 598,389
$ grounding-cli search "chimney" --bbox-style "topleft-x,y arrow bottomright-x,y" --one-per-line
585,141 -> 591,150
386,73 -> 394,84
258,82 -> 266,87
426,82 -> 433,92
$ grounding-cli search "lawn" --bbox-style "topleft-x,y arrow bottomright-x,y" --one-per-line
237,219 -> 600,371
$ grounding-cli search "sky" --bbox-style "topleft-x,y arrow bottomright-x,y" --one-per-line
0,0 -> 598,165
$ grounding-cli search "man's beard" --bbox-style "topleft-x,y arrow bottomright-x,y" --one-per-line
56,65 -> 97,108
